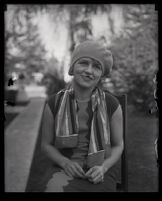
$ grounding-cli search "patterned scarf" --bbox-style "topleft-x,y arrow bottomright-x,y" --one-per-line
54,87 -> 111,168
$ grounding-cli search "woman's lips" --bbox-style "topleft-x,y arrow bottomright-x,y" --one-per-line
80,74 -> 94,81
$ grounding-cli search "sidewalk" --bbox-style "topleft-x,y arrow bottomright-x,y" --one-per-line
5,84 -> 47,128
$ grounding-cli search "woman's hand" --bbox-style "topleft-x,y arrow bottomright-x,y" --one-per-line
62,160 -> 86,179
85,165 -> 106,184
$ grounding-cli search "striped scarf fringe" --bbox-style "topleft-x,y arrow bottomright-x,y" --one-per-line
54,87 -> 111,168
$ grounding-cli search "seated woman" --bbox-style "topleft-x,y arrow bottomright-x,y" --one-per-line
41,40 -> 123,192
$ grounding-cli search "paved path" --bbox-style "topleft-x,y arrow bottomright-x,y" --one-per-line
5,98 -> 46,192
5,84 -> 47,126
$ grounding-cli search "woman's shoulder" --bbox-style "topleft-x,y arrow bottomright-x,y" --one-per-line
104,91 -> 120,118
46,89 -> 65,112
47,89 -> 65,102
104,91 -> 119,105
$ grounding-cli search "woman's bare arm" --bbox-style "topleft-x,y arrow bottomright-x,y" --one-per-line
102,104 -> 124,173
41,104 -> 70,168
85,104 -> 124,183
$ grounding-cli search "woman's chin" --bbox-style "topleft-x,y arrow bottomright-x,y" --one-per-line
77,80 -> 95,89
74,76 -> 96,89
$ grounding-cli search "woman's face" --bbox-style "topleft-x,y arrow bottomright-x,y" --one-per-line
73,57 -> 103,89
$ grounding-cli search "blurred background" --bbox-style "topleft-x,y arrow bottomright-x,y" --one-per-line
4,4 -> 158,192
4,4 -> 158,112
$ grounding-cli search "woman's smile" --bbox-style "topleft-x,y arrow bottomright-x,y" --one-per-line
80,74 -> 94,81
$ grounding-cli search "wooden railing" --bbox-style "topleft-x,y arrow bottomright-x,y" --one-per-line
5,97 -> 46,192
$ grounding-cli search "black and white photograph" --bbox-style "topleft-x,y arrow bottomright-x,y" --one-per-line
4,4 -> 158,192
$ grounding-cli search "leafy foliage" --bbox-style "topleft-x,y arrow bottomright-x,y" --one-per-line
47,5 -> 112,53
5,5 -> 47,82
110,5 -> 158,112
41,56 -> 66,96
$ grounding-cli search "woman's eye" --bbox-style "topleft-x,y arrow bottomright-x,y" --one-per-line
94,64 -> 101,70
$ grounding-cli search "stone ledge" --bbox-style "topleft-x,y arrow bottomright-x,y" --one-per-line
5,97 -> 46,192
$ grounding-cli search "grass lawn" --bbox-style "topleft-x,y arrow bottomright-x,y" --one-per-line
7,106 -> 158,192
127,112 -> 158,192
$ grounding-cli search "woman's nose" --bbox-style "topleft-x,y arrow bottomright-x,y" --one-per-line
85,64 -> 93,73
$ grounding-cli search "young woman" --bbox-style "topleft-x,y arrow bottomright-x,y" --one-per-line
41,40 -> 123,192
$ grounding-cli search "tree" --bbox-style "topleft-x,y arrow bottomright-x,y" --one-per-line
41,56 -> 65,96
45,5 -> 113,53
5,5 -> 47,82
122,4 -> 157,42
110,4 -> 158,112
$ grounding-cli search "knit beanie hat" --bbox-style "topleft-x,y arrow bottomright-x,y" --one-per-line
68,40 -> 113,77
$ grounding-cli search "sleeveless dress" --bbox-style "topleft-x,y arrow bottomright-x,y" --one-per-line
44,92 -> 120,192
